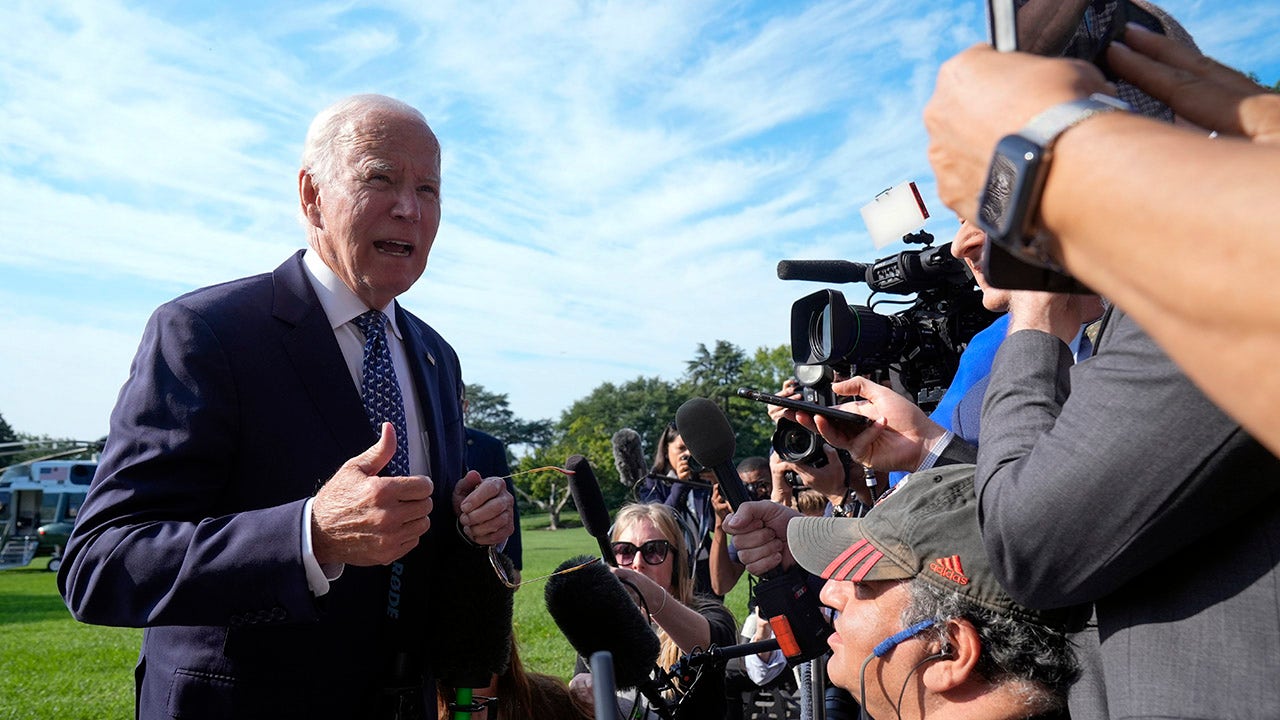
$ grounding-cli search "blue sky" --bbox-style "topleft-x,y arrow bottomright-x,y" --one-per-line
3,0 -> 1278,441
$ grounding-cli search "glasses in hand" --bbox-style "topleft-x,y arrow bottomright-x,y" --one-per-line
611,539 -> 674,566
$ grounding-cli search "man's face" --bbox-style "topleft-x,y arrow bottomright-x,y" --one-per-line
740,468 -> 770,501
820,578 -> 930,719
950,218 -> 1011,312
304,109 -> 441,309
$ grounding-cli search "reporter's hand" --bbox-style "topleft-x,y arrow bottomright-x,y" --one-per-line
454,470 -> 515,547
711,483 -> 733,522
568,673 -> 594,709
1109,23 -> 1280,144
767,379 -> 803,423
925,44 -> 1109,220
796,376 -> 948,472
722,500 -> 801,576
311,423 -> 433,566
1006,290 -> 1105,342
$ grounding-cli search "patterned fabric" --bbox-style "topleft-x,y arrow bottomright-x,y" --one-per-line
354,309 -> 410,477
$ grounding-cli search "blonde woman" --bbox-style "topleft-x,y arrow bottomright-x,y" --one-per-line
570,502 -> 736,719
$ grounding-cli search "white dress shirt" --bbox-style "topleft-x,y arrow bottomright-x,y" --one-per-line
298,249 -> 433,595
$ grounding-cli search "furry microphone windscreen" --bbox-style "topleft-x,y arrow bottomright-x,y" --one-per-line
545,555 -> 661,690
431,542 -> 516,689
611,428 -> 647,486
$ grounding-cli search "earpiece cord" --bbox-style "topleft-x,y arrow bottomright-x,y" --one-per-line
894,652 -> 951,720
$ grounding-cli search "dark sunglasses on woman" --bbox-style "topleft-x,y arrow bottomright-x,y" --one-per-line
611,539 -> 673,566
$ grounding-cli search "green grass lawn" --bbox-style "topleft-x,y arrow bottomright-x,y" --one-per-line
0,512 -> 749,717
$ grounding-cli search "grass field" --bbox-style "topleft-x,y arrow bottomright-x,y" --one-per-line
0,512 -> 749,718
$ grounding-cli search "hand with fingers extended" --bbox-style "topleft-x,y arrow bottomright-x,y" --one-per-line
1109,23 -> 1280,144
788,376 -> 949,472
454,470 -> 515,547
311,422 -> 434,567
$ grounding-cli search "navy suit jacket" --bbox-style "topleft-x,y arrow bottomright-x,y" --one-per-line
464,427 -> 522,569
59,251 -> 469,719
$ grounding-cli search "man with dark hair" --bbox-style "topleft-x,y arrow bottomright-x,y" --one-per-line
727,464 -> 1082,720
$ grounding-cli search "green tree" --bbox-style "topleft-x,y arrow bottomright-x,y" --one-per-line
463,384 -> 553,449
0,412 -> 15,444
727,344 -> 796,459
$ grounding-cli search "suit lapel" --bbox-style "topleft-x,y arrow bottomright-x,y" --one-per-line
396,305 -> 448,487
273,251 -> 374,462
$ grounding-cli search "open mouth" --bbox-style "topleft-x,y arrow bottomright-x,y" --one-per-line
373,240 -> 412,256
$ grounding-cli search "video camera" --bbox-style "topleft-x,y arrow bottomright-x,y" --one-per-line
771,183 -> 997,463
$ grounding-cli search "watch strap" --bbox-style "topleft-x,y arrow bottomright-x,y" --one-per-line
1020,92 -> 1131,147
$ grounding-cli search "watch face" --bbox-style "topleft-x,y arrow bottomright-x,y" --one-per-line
976,134 -> 1044,249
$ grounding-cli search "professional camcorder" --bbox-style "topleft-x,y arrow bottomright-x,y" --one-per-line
770,183 -> 997,463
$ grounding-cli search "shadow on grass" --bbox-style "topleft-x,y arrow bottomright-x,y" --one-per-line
0,592 -> 73,625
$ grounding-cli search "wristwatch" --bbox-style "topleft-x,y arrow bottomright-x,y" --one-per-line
976,93 -> 1131,268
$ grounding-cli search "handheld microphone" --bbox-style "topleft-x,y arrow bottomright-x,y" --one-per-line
675,398 -> 752,509
566,454 -> 616,566
676,397 -> 833,665
545,555 -> 662,691
430,538 -> 515,703
776,259 -> 870,284
611,428 -> 647,488
590,652 -> 621,720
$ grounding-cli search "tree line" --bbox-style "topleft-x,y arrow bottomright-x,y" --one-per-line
465,340 -> 793,528
1,339 -> 792,526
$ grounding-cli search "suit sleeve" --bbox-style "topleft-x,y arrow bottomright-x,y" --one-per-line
59,301 -> 319,627
976,311 -> 1280,608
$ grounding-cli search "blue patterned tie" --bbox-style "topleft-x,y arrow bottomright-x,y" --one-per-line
353,310 -> 411,477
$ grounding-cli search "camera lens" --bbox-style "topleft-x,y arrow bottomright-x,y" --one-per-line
771,418 -> 825,465
779,427 -> 812,456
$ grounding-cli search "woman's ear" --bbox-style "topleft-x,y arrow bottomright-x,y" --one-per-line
921,618 -> 982,693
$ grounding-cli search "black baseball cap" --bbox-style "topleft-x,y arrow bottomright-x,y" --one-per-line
787,464 -> 1086,631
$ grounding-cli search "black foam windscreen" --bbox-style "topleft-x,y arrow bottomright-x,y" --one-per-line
566,454 -> 612,541
611,428 -> 647,487
545,555 -> 661,690
675,398 -> 736,467
676,397 -> 751,509
431,542 -> 515,689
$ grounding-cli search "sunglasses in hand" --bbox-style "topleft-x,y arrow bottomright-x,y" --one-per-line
611,539 -> 674,566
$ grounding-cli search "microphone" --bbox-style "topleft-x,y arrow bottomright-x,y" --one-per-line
676,397 -> 834,666
612,428 -> 647,488
430,537 -> 515,694
590,652 -> 621,720
545,555 -> 663,691
675,398 -> 752,510
566,454 -> 617,566
776,259 -> 869,284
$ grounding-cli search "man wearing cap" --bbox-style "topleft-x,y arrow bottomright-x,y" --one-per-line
725,465 -> 1081,720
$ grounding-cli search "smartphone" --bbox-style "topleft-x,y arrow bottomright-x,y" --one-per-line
986,0 -> 1018,52
980,0 -> 1106,294
735,387 -> 870,431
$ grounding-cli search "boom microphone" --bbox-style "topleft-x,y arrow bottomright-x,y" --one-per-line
566,454 -> 616,566
776,259 -> 869,284
545,555 -> 662,690
611,428 -> 648,488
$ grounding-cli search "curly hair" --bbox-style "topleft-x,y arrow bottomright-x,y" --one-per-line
899,579 -> 1080,715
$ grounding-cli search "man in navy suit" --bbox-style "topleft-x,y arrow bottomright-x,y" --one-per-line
58,94 -> 514,719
